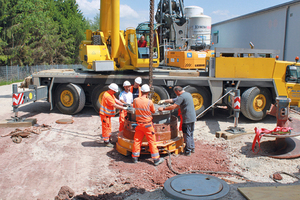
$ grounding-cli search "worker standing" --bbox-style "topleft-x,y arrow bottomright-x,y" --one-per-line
158,86 -> 196,156
130,77 -> 142,100
119,81 -> 133,132
132,84 -> 164,166
100,83 -> 128,147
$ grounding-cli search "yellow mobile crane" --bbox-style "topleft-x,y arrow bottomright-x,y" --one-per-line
15,0 -> 300,123
79,0 -> 160,71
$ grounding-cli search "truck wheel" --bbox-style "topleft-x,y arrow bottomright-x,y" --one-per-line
184,86 -> 211,117
151,86 -> 169,104
241,87 -> 271,121
91,85 -> 121,114
55,83 -> 86,114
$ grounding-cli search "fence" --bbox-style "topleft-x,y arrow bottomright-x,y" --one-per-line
0,64 -> 84,83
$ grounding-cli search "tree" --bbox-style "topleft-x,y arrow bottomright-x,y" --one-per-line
0,0 -> 89,66
89,13 -> 100,32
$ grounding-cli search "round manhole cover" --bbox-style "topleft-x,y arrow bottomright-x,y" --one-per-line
163,174 -> 229,200
55,119 -> 74,124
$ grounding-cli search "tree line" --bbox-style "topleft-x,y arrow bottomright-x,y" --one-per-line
0,0 -> 99,66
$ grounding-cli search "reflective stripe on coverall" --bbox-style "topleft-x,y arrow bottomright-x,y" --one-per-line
132,97 -> 160,159
99,91 -> 116,142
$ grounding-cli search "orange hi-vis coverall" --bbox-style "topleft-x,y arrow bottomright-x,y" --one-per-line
130,86 -> 142,98
132,97 -> 160,160
178,108 -> 183,131
99,90 -> 116,143
119,109 -> 127,132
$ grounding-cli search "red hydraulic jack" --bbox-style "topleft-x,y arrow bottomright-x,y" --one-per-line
264,97 -> 300,159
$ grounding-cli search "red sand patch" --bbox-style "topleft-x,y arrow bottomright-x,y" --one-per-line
109,140 -> 233,190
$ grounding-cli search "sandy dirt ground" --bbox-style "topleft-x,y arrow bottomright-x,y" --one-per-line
0,83 -> 300,200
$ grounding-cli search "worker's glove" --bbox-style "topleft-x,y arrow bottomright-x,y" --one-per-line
158,100 -> 166,105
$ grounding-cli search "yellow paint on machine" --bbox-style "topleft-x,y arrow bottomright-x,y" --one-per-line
215,57 -> 276,78
166,50 -> 210,69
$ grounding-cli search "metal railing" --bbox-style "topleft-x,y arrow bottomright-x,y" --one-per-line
0,64 -> 84,83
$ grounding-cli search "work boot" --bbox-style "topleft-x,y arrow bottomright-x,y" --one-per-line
184,151 -> 191,156
191,149 -> 195,153
132,157 -> 138,163
154,158 -> 164,166
104,142 -> 114,148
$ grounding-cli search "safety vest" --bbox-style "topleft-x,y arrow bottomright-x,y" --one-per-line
99,91 -> 116,116
134,97 -> 153,123
130,86 -> 142,98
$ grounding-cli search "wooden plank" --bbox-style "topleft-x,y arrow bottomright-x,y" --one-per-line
0,118 -> 37,128
215,130 -> 254,140
238,185 -> 300,200
169,71 -> 199,77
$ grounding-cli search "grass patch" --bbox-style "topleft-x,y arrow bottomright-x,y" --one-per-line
0,80 -> 23,86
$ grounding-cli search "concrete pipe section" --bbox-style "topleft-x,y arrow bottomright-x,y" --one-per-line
163,174 -> 230,200
116,104 -> 184,156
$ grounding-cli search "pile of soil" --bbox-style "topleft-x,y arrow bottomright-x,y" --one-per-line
73,140 -> 235,199
110,140 -> 233,190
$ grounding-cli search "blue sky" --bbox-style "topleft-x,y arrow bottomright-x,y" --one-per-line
76,0 -> 292,30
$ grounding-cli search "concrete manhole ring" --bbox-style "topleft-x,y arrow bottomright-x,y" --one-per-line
163,174 -> 230,200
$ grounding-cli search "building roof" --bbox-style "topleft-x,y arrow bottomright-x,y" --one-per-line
212,0 -> 300,26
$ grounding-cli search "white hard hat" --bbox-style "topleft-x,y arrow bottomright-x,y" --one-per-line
141,84 -> 150,92
135,77 -> 142,85
108,83 -> 119,92
123,80 -> 131,87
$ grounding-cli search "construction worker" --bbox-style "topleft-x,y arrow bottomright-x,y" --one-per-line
119,81 -> 133,132
100,83 -> 128,147
130,77 -> 142,100
158,86 -> 196,156
132,84 -> 164,166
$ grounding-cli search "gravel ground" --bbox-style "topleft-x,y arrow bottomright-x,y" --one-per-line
0,83 -> 300,199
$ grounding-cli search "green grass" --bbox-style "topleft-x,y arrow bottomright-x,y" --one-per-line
0,80 -> 23,86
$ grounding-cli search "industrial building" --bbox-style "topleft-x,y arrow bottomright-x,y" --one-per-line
211,0 -> 300,61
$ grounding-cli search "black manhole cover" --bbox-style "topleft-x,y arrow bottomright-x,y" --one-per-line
163,174 -> 229,200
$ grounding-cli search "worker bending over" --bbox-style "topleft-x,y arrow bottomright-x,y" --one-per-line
158,86 -> 196,156
132,84 -> 164,166
130,77 -> 142,100
100,83 -> 128,147
119,81 -> 133,132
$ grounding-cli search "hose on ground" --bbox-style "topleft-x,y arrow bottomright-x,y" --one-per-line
164,150 -> 252,182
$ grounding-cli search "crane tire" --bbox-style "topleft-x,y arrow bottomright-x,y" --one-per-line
241,87 -> 271,121
151,86 -> 169,104
55,83 -> 86,115
184,86 -> 211,118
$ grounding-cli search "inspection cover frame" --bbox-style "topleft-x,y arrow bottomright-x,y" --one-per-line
163,174 -> 230,200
